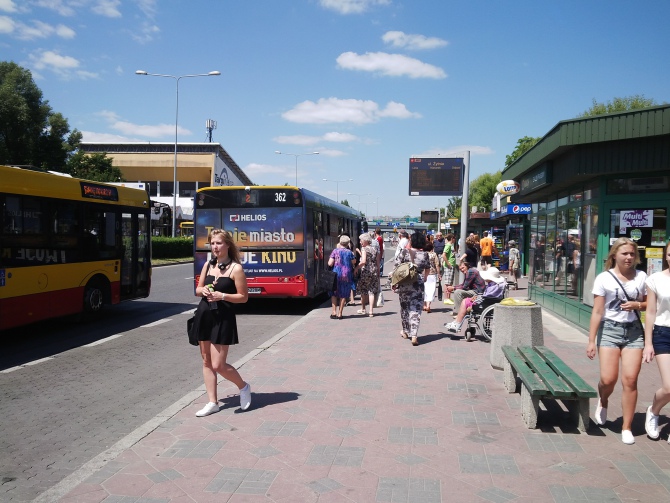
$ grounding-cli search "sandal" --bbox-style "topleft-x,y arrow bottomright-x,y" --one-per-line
411,336 -> 419,346
368,313 -> 374,318
356,309 -> 366,315
330,314 -> 337,319
401,331 -> 409,339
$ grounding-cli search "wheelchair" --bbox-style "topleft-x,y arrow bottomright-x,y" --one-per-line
461,289 -> 506,342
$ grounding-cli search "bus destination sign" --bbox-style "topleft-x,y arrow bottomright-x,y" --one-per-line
409,157 -> 464,196
80,182 -> 119,201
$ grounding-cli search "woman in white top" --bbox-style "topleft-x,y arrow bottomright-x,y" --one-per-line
643,241 -> 670,441
587,237 -> 647,444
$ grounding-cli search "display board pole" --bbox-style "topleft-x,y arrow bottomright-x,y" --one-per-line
458,151 -> 470,283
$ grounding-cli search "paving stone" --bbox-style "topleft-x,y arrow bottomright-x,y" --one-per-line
307,367 -> 342,376
308,477 -> 343,494
330,406 -> 376,420
249,446 -> 282,458
394,394 -> 435,406
147,468 -> 182,484
254,421 -> 308,437
306,445 -> 365,466
525,434 -> 583,453
478,486 -> 519,503
548,485 -> 622,502
160,439 -> 225,459
388,427 -> 438,445
346,379 -> 383,390
459,453 -> 519,475
376,477 -> 441,503
206,467 -> 278,495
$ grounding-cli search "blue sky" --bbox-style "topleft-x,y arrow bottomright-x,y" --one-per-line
2,0 -> 669,218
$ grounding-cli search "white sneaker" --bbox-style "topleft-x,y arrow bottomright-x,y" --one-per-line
645,406 -> 660,439
240,383 -> 252,411
594,400 -> 607,425
443,298 -> 454,305
621,430 -> 635,445
443,321 -> 461,333
196,401 -> 219,417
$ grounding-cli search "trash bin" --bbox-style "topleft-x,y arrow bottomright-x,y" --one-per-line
490,303 -> 543,370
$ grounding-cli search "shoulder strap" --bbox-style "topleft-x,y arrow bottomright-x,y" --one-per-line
607,270 -> 643,326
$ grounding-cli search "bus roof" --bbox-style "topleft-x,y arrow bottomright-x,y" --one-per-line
1,165 -> 149,208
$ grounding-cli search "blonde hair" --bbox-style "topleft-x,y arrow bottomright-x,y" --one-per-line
604,237 -> 640,270
208,229 -> 241,263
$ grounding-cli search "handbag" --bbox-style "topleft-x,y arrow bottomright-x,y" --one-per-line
319,269 -> 338,291
391,261 -> 418,286
187,316 -> 198,346
607,271 -> 644,330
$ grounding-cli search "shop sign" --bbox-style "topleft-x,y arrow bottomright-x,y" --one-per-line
448,218 -> 459,225
620,209 -> 653,233
520,163 -> 552,196
507,204 -> 532,215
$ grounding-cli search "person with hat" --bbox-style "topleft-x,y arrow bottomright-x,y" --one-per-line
327,234 -> 356,319
444,267 -> 506,333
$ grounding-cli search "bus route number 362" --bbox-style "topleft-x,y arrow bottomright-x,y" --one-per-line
275,192 -> 287,202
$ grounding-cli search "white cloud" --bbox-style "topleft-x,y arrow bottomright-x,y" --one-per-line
55,23 -> 75,38
136,0 -> 157,18
0,0 -> 18,13
274,132 -> 359,146
316,148 -> 347,157
76,69 -> 99,79
34,0 -> 76,17
131,21 -> 160,43
244,163 -> 293,176
29,50 -> 80,78
95,109 -> 193,138
336,52 -> 446,79
382,31 -> 448,50
413,146 -> 495,158
81,130 -> 142,142
92,0 -> 121,18
319,0 -> 390,15
282,97 -> 421,125
0,15 -> 14,34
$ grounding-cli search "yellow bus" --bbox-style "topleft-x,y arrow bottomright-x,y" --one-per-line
0,166 -> 151,330
179,220 -> 194,237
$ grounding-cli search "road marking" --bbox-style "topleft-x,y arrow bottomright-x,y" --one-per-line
141,319 -> 171,328
84,333 -> 125,347
25,357 -> 54,366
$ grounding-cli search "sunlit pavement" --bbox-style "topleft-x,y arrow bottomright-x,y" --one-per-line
53,276 -> 670,503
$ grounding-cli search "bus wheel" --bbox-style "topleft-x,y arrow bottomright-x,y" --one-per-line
84,281 -> 104,313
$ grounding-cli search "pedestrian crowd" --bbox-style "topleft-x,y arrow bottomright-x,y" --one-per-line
188,228 -> 670,449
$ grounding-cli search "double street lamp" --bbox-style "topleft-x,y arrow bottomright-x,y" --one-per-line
274,151 -> 319,187
347,192 -> 371,212
322,178 -> 352,202
135,69 -> 221,237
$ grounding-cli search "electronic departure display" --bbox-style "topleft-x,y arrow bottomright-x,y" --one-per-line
409,157 -> 464,196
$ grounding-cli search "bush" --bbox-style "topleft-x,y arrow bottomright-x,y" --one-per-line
152,237 -> 194,259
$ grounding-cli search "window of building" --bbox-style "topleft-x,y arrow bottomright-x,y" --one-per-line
159,181 -> 174,197
179,182 -> 196,198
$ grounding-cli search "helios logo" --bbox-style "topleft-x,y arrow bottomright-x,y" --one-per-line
230,214 -> 267,222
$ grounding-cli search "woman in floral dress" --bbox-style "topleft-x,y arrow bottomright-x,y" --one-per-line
328,235 -> 356,319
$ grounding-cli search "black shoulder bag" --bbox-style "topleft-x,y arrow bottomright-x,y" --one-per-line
607,270 -> 643,330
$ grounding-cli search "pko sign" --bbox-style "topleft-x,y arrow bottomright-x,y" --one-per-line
507,204 -> 532,215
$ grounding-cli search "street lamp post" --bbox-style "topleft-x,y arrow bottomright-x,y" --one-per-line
322,178 -> 352,202
347,192 -> 371,212
135,70 -> 220,237
275,151 -> 319,186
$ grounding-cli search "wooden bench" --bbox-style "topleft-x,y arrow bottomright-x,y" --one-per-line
501,345 -> 597,431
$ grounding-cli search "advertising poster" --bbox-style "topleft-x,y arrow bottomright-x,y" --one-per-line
194,250 -> 305,282
221,207 -> 304,249
619,209 -> 653,233
195,209 -> 222,250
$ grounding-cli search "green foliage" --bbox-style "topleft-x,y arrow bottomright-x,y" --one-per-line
0,61 -> 80,169
152,236 -> 194,259
446,197 -> 461,220
505,136 -> 541,168
64,151 -> 124,182
341,199 -> 350,207
578,95 -> 663,118
468,171 -> 502,212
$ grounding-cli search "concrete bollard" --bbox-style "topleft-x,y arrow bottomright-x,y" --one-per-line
490,304 -> 543,370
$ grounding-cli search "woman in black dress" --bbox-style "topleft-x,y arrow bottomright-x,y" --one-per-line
192,229 -> 251,416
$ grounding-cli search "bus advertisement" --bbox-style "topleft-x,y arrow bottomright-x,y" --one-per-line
193,186 -> 360,298
0,165 -> 152,330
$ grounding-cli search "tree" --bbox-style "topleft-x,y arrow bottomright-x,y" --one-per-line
446,197 -> 461,220
0,61 -> 80,169
578,95 -> 664,118
65,151 -> 124,182
505,136 -> 541,168
341,199 -> 351,207
468,171 -> 502,212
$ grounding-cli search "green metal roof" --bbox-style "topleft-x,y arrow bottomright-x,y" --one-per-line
503,104 -> 670,180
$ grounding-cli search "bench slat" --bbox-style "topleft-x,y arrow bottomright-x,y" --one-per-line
501,346 -> 548,396
518,346 -> 573,397
533,346 -> 597,398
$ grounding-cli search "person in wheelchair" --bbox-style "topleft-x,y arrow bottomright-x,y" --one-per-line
444,267 -> 506,333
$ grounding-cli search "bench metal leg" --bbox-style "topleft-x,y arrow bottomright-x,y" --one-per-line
566,398 -> 590,432
503,358 -> 517,393
520,386 -> 539,429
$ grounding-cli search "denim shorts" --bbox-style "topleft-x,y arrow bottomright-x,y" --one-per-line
597,320 -> 644,349
652,325 -> 670,355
